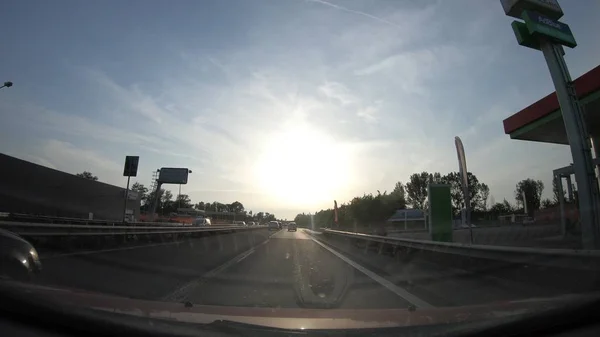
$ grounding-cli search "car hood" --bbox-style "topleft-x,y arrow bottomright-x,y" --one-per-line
2,281 -> 596,331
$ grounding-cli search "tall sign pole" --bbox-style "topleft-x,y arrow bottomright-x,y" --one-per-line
122,156 -> 140,223
501,0 -> 600,248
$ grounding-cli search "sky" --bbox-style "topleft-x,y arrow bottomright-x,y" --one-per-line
1,0 -> 599,219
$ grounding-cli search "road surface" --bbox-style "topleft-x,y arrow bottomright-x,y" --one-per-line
32,228 -> 574,309
165,229 -> 414,309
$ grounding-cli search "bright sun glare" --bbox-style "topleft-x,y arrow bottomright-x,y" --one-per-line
254,125 -> 352,206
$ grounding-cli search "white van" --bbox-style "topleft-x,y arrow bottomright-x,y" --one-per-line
193,217 -> 211,226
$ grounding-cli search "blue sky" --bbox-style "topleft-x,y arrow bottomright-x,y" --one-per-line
1,0 -> 599,219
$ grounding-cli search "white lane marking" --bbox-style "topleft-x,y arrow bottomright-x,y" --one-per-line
41,241 -> 185,260
161,234 -> 275,302
161,246 -> 257,302
307,234 -> 434,309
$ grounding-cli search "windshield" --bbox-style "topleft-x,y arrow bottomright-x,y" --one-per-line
1,0 -> 600,335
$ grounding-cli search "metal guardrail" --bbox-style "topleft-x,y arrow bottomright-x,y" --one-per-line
0,220 -> 266,237
322,229 -> 600,271
0,213 -> 249,227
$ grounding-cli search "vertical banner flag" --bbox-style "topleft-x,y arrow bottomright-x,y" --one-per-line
334,200 -> 339,225
455,136 -> 473,243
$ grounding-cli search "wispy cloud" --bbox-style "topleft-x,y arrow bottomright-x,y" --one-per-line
319,81 -> 356,106
40,139 -> 122,178
356,101 -> 381,124
306,0 -> 402,29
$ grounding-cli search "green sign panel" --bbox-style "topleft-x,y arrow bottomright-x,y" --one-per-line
511,21 -> 541,50
521,10 -> 576,48
428,184 -> 453,242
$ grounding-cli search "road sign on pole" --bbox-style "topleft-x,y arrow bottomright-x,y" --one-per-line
521,11 -> 576,48
123,156 -> 139,177
512,21 -> 542,50
502,0 -> 600,248
501,0 -> 563,20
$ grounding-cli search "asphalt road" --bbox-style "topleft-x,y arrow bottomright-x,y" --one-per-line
170,229 -> 413,309
35,230 -> 272,300
31,228 -> 576,310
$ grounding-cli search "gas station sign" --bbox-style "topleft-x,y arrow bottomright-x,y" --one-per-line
501,0 -> 563,20
521,10 -> 576,48
501,0 -> 600,249
511,21 -> 541,50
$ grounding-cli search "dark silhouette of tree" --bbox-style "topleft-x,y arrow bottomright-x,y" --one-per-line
515,178 -> 544,217
76,171 -> 98,181
406,172 -> 430,209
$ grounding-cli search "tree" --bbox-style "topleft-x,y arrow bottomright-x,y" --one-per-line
255,212 -> 264,222
144,188 -> 164,213
502,198 -> 514,212
264,212 -> 276,221
161,190 -> 174,213
441,172 -> 481,215
515,178 -> 544,216
175,194 -> 192,209
478,183 -> 490,211
541,198 -> 554,209
131,182 -> 148,204
406,172 -> 430,209
76,171 -> 98,181
390,181 -> 407,209
229,201 -> 245,213
489,198 -> 513,214
552,178 -> 566,203
294,213 -> 311,227
429,172 -> 442,184
162,190 -> 173,204
294,171 -> 486,229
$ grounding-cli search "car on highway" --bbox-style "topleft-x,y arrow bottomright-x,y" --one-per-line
287,222 -> 297,232
0,228 -> 42,282
192,217 -> 212,226
267,221 -> 279,231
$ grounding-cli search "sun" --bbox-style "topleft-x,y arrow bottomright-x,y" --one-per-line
253,125 -> 352,206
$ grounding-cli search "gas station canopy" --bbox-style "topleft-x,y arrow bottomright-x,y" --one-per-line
503,65 -> 600,144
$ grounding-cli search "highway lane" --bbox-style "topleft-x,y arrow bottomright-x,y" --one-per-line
175,229 -> 415,309
29,227 -> 579,311
34,230 -> 272,300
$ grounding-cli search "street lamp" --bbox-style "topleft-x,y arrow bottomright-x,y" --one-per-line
1,81 -> 13,89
